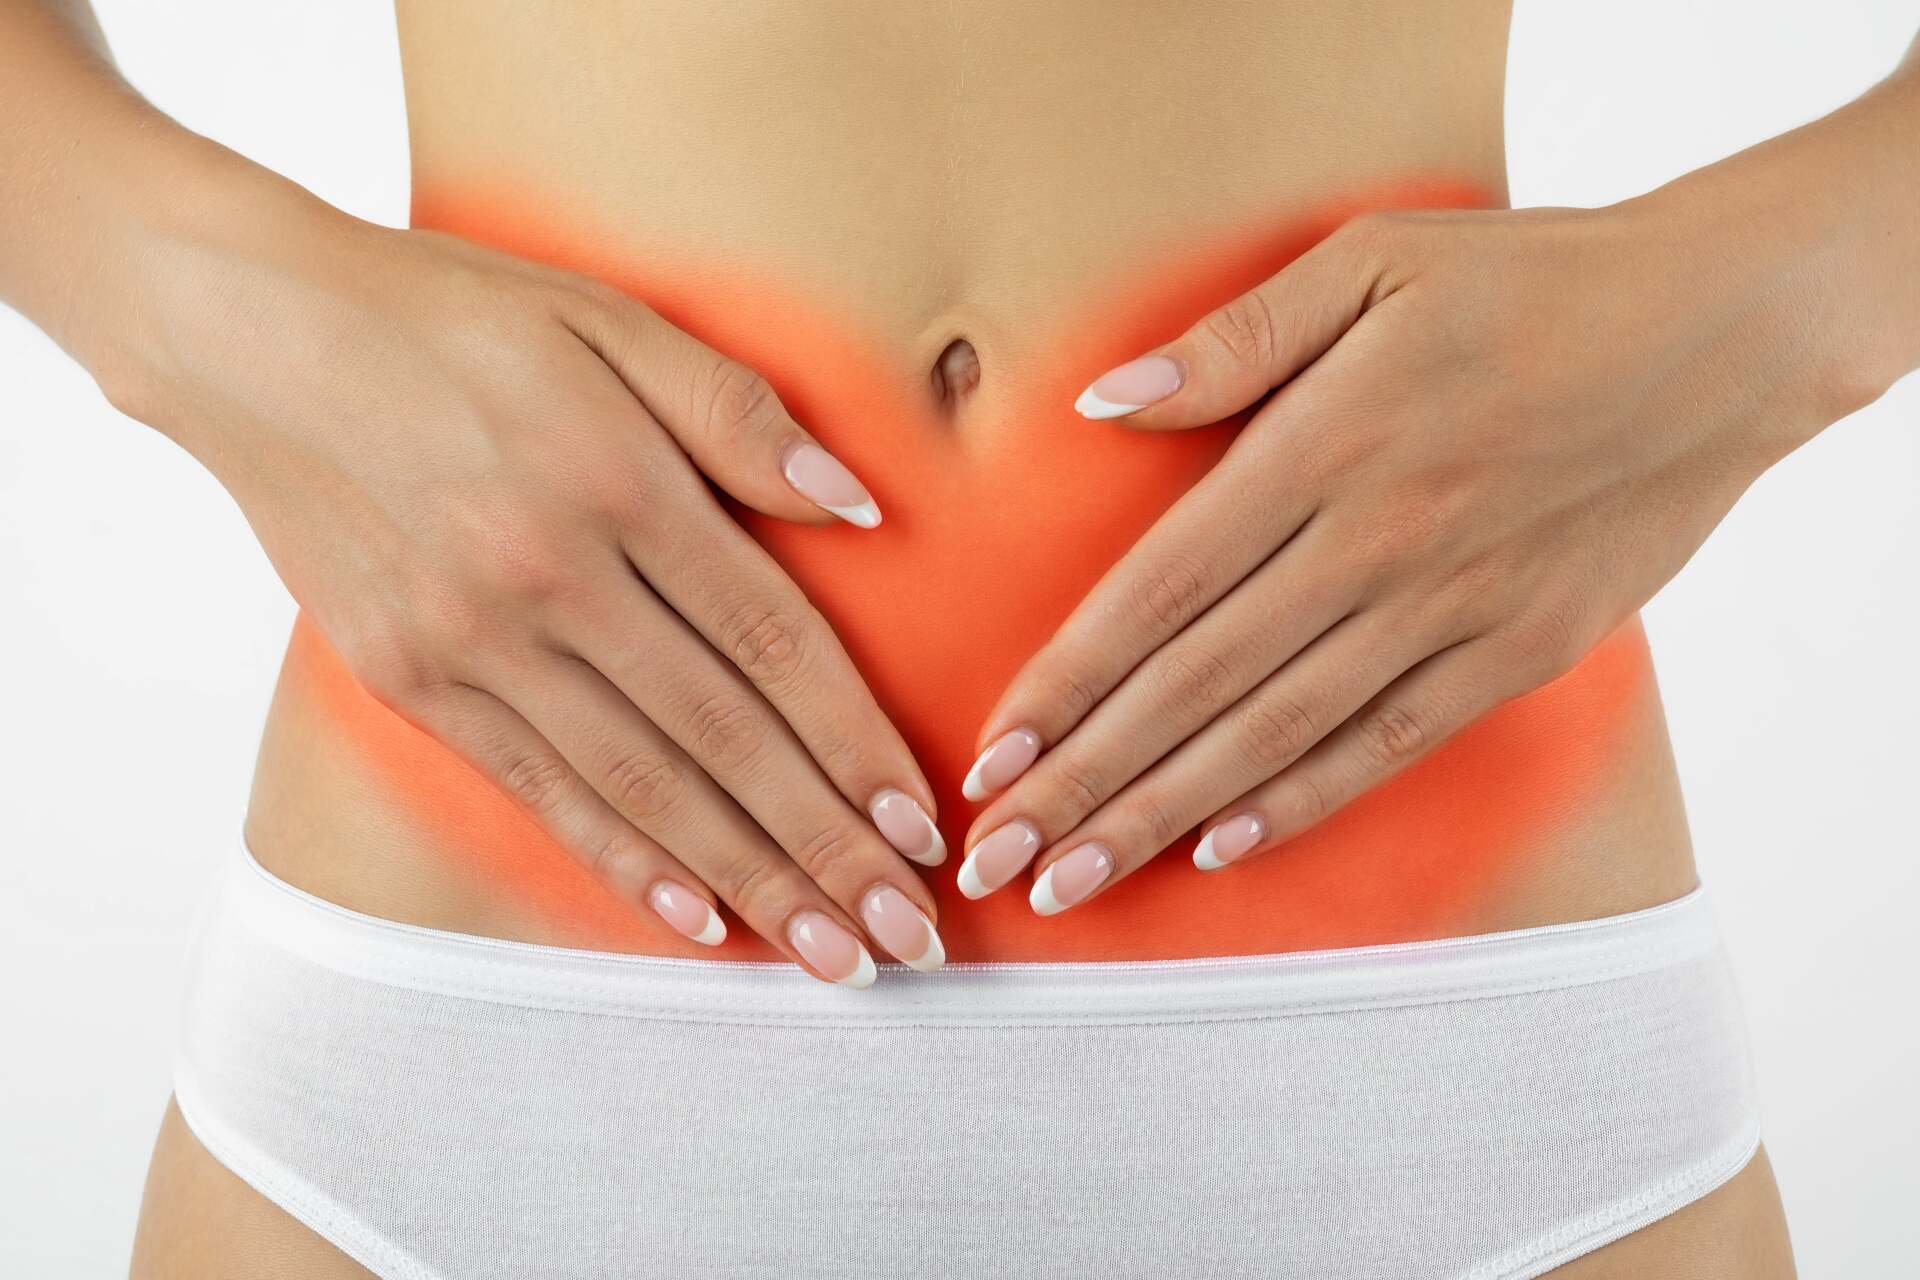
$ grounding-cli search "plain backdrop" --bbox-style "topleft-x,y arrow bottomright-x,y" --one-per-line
3,1 -> 1916,1274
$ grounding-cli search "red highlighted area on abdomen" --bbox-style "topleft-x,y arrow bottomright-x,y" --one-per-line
293,178 -> 1655,962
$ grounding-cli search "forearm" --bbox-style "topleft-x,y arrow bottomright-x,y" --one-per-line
0,2 -> 332,416
1635,32 -> 1920,445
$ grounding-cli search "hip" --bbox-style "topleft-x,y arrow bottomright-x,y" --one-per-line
171,834 -> 1755,1279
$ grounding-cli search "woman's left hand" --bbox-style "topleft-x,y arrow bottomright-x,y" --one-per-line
957,194 -> 1852,912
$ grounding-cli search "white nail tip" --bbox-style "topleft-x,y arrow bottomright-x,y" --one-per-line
906,929 -> 946,973
956,850 -> 990,900
692,906 -> 728,945
910,823 -> 948,867
839,946 -> 878,989
1073,388 -> 1144,420
823,500 -> 882,529
960,753 -> 995,802
1193,830 -> 1228,872
1029,865 -> 1067,916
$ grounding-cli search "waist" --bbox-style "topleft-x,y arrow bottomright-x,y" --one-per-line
212,834 -> 1718,1022
245,182 -> 1695,962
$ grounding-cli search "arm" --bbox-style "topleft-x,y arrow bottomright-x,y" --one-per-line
0,2 -> 948,982
957,34 -> 1920,909
0,1 -> 201,385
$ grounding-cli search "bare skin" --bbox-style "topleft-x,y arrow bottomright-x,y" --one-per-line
7,1 -> 1917,1275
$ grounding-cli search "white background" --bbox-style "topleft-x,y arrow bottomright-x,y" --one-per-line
2,1 -> 1916,1273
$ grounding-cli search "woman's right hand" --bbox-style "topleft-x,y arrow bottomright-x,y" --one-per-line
106,174 -> 946,984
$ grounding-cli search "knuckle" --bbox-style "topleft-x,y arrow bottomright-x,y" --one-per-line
684,692 -> 769,774
789,822 -> 867,885
571,275 -> 635,316
581,827 -> 642,884
460,508 -> 576,608
335,617 -> 433,708
1152,644 -> 1237,717
1364,505 -> 1442,565
1503,597 -> 1589,683
700,358 -> 783,440
721,851 -> 787,922
604,750 -> 685,825
1044,755 -> 1109,819
1357,701 -> 1428,769
1237,692 -> 1317,771
1282,771 -> 1333,829
1127,553 -> 1211,635
1037,662 -> 1104,723
719,602 -> 815,691
1203,289 -> 1281,368
500,750 -> 573,817
417,593 -> 501,660
1335,210 -> 1406,261
806,724 -> 868,784
1126,789 -> 1185,849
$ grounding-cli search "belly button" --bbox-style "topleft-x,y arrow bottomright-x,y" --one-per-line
929,337 -> 981,407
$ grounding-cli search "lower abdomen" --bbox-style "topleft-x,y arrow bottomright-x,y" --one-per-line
247,181 -> 1697,962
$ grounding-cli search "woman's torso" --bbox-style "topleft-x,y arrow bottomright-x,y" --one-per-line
243,0 -> 1699,962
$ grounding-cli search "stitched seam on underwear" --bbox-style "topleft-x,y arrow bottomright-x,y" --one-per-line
1457,1119 -> 1764,1280
173,1061 -> 444,1280
229,925 -> 1713,1028
234,834 -> 1708,976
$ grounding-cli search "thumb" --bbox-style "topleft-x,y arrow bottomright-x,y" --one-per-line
1073,217 -> 1389,431
567,290 -> 880,529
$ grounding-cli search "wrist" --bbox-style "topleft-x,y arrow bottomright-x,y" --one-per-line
77,135 -> 359,444
1629,63 -> 1920,460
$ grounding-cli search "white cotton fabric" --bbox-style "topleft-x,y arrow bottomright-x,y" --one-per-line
173,843 -> 1761,1280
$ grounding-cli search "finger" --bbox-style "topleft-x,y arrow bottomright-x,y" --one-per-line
1071,215 -> 1391,430
1194,638 -> 1527,869
967,424 -> 1316,797
563,288 -> 880,528
554,576 -> 947,969
1017,612 -> 1434,914
505,651 -> 944,981
615,479 -> 943,865
410,681 -> 728,948
960,519 -> 1358,871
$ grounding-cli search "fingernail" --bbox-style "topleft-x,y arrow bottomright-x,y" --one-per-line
859,885 -> 946,972
647,880 -> 726,946
957,820 -> 1042,899
869,788 -> 946,866
781,440 -> 881,528
961,728 -> 1042,802
1030,843 -> 1115,915
1074,354 -> 1183,419
1193,813 -> 1266,871
788,911 -> 877,987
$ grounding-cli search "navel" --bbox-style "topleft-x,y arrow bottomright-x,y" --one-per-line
929,336 -> 981,407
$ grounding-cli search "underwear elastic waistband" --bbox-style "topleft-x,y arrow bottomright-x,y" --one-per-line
220,839 -> 1720,1028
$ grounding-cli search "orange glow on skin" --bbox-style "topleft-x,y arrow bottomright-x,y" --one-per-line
287,178 -> 1655,962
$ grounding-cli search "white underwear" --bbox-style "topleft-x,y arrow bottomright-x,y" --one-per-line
173,843 -> 1761,1280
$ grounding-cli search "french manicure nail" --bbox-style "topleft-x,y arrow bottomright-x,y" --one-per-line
647,880 -> 726,946
957,820 -> 1042,899
1193,813 -> 1266,871
961,728 -> 1042,802
859,885 -> 946,972
1074,354 -> 1184,419
1030,843 -> 1115,915
781,440 -> 881,528
788,910 -> 877,987
869,788 -> 946,866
